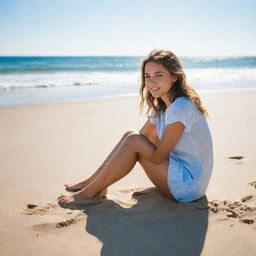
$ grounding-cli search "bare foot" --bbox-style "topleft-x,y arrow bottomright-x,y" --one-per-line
65,181 -> 108,198
65,180 -> 91,192
58,190 -> 102,209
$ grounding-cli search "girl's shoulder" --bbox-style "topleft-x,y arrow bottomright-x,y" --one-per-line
174,96 -> 191,104
166,96 -> 202,120
167,97 -> 192,112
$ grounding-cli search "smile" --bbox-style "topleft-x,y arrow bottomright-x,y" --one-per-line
151,87 -> 160,91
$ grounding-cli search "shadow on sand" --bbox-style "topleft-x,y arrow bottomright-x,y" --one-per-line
79,189 -> 209,256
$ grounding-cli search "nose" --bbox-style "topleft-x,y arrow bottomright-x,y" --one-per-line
146,76 -> 157,86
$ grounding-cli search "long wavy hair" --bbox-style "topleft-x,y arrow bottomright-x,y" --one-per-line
139,49 -> 209,118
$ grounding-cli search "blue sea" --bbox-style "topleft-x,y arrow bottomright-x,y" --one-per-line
0,56 -> 256,107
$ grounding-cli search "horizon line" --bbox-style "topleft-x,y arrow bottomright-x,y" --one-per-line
1,54 -> 256,57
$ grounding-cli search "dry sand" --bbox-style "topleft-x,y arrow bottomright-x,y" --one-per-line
0,91 -> 255,256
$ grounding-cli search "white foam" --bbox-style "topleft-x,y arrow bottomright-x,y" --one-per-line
0,71 -> 140,90
0,68 -> 256,90
186,68 -> 256,82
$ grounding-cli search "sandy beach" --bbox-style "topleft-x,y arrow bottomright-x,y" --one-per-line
0,90 -> 255,256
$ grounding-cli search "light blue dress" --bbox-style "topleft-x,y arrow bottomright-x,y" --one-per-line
149,97 -> 213,203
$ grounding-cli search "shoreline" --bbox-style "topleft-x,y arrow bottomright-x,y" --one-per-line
1,86 -> 256,109
1,80 -> 256,108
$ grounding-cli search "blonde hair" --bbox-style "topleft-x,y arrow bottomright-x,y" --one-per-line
139,49 -> 209,118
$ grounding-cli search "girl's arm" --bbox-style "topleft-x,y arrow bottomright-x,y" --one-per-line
136,121 -> 184,164
151,122 -> 184,164
139,120 -> 160,147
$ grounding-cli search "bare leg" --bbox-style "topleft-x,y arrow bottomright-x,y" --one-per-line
58,131 -> 174,207
65,130 -> 137,195
137,156 -> 174,199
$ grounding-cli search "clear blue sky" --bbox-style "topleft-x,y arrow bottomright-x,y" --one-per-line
0,0 -> 255,56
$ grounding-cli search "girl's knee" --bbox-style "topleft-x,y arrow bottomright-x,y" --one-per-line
122,131 -> 141,149
122,129 -> 139,139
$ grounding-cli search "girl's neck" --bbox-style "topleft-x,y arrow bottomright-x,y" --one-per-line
161,95 -> 173,108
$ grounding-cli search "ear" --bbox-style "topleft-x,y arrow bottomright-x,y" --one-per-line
172,74 -> 178,83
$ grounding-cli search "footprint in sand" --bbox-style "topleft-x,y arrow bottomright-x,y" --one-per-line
206,199 -> 256,225
227,156 -> 245,165
23,202 -> 86,229
32,212 -> 86,232
248,181 -> 256,189
55,212 -> 85,228
228,156 -> 245,160
240,195 -> 253,202
23,202 -> 58,215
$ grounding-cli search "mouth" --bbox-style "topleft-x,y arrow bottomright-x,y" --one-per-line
150,87 -> 160,92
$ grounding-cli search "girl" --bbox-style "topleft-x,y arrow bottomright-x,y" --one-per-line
58,49 -> 213,207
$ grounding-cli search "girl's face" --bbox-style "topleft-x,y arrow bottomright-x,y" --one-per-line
144,62 -> 177,106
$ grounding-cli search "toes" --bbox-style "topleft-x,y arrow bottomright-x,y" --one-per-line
58,198 -> 64,204
58,199 -> 67,206
58,195 -> 73,205
59,197 -> 65,202
58,197 -> 66,203
58,197 -> 75,209
63,198 -> 71,204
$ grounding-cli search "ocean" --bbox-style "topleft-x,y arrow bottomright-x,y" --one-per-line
0,56 -> 256,107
